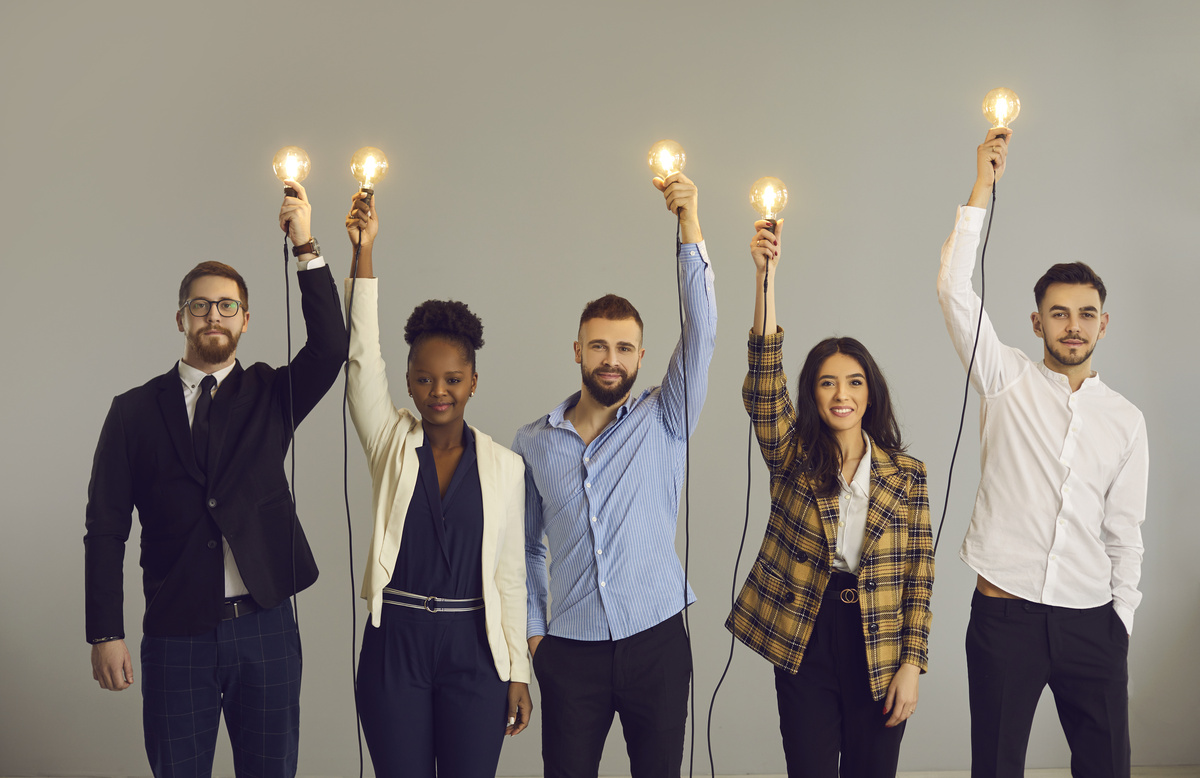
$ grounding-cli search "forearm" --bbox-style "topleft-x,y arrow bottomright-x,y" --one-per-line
350,242 -> 374,278
751,266 -> 777,336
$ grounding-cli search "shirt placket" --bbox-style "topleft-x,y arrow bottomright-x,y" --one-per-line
1045,387 -> 1082,599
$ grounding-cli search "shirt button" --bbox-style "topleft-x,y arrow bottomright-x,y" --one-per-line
591,517 -> 597,523
838,521 -> 845,528
207,540 -> 217,549
208,498 -> 217,508
585,482 -> 591,489
600,581 -> 606,587
584,456 -> 590,463
1050,554 -> 1058,561
596,549 -> 602,555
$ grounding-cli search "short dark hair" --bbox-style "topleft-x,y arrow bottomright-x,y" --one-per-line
579,294 -> 643,333
1034,262 -> 1107,308
794,336 -> 906,497
178,261 -> 249,311
404,299 -> 485,369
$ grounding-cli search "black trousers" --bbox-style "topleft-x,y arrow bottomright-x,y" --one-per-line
774,572 -> 905,778
356,607 -> 508,778
141,602 -> 301,778
966,590 -> 1130,778
533,611 -> 692,778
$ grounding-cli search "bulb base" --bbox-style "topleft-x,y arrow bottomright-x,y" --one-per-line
359,184 -> 375,196
283,186 -> 298,198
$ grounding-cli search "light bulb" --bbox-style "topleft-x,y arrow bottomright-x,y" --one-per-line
982,87 -> 1020,129
272,146 -> 310,196
647,140 -> 686,179
750,177 -> 788,221
350,147 -> 389,193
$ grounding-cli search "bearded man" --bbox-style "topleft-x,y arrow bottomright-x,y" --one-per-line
512,172 -> 717,778
84,180 -> 345,778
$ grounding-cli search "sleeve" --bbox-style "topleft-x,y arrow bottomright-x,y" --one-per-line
936,205 -> 1026,396
658,241 -> 718,439
496,457 -> 531,682
515,437 -> 550,639
742,328 -> 798,474
1103,413 -> 1148,634
272,264 -> 347,427
344,278 -> 398,467
899,462 -> 935,670
83,399 -> 135,643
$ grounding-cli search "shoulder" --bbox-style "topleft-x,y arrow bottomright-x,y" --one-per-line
512,415 -> 553,451
112,367 -> 175,405
885,449 -> 927,479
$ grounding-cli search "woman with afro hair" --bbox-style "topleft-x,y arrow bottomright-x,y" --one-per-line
342,192 -> 531,777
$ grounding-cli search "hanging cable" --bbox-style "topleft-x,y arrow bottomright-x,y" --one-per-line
933,180 -> 996,553
674,218 -> 697,778
284,232 -> 300,631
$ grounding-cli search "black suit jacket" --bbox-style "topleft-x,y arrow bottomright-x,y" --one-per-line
84,265 -> 346,640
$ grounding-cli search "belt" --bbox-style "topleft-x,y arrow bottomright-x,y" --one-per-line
382,588 -> 484,613
221,596 -> 262,620
824,572 -> 859,604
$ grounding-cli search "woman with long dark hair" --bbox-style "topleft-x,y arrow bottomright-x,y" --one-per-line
343,192 -> 531,777
726,220 -> 934,777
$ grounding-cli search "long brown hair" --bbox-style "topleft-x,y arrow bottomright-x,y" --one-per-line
795,337 -> 905,496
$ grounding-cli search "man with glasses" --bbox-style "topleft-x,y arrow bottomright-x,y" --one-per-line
84,181 -> 345,778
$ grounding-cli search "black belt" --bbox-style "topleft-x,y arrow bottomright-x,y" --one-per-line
221,596 -> 262,620
824,572 -> 860,604
382,588 -> 484,613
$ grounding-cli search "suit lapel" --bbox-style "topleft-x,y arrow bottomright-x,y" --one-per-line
157,364 -> 206,485
474,426 -> 499,575
861,442 -> 906,561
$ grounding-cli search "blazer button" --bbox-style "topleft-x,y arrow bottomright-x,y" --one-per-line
207,540 -> 218,549
868,623 -> 879,633
208,498 -> 217,508
795,552 -> 808,564
783,592 -> 795,604
864,580 -> 878,592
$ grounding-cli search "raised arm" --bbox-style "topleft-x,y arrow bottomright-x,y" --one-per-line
936,130 -> 1024,396
750,220 -> 782,336
653,173 -> 718,438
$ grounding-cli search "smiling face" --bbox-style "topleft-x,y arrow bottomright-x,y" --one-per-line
406,335 -> 477,431
176,275 -> 248,370
575,317 -> 645,407
813,352 -> 869,442
1032,282 -> 1108,371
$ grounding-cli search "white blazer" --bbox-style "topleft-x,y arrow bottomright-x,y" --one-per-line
345,279 -> 530,684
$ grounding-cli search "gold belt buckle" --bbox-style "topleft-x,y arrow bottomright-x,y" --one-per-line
840,588 -> 859,604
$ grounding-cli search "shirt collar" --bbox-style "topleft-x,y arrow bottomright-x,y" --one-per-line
1036,360 -> 1101,392
547,388 -> 643,429
839,431 -> 872,494
177,360 -> 236,391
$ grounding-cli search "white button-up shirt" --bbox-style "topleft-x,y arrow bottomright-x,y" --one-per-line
938,206 -> 1149,633
833,432 -> 872,574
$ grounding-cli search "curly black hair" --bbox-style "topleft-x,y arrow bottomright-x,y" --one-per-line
404,299 -> 485,369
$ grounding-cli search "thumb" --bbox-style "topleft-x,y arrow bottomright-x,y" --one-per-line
651,177 -> 666,192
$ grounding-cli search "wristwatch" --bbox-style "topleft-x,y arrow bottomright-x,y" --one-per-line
291,236 -> 321,258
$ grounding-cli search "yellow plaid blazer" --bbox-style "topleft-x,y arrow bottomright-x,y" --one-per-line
724,329 -> 935,701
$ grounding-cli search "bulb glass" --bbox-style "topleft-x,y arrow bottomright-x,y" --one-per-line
351,146 -> 390,189
647,139 -> 686,179
750,176 -> 788,220
272,146 -> 311,184
982,88 -> 1021,128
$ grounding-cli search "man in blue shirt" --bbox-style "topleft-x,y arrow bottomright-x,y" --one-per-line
513,173 -> 717,777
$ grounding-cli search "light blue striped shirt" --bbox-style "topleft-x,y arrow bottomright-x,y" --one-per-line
513,242 -> 717,641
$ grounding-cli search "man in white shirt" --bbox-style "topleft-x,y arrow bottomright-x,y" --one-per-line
937,130 -> 1148,778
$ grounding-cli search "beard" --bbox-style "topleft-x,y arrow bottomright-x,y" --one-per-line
1045,337 -> 1096,367
581,362 -> 638,407
188,324 -> 240,365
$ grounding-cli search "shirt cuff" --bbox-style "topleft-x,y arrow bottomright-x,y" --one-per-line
297,256 -> 326,271
679,240 -> 707,263
955,205 -> 987,235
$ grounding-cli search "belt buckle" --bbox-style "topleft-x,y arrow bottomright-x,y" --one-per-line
424,596 -> 440,613
840,588 -> 859,604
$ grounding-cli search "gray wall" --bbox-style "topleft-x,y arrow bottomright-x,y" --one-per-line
2,1 -> 1196,775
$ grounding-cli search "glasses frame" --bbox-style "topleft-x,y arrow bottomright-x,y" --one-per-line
181,298 -> 245,318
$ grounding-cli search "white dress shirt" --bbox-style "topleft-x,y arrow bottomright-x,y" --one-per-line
938,205 -> 1149,633
833,432 -> 872,574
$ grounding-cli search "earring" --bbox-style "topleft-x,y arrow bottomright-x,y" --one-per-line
470,391 -> 475,397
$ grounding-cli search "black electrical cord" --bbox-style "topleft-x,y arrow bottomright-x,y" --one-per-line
343,223 -> 365,778
706,225 -> 770,777
933,180 -> 996,554
284,233 -> 299,631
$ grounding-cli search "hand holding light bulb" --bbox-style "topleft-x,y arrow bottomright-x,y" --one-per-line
969,88 -> 1018,207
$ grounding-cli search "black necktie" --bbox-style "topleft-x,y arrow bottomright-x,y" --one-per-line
192,374 -> 217,472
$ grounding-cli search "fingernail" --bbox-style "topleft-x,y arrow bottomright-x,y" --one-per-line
773,240 -> 778,245
507,717 -> 516,726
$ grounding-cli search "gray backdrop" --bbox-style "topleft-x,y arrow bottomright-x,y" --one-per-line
2,1 -> 1196,775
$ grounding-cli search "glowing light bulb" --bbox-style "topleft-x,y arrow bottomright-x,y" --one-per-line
272,146 -> 310,196
982,87 -> 1021,129
750,177 -> 788,221
350,147 -> 389,194
647,140 -> 686,179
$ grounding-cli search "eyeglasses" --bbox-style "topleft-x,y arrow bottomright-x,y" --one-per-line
181,298 -> 244,317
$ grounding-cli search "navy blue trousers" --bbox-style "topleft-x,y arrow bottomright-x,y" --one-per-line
532,611 -> 692,778
141,602 -> 301,778
357,606 -> 508,778
773,574 -> 905,778
967,590 -> 1130,778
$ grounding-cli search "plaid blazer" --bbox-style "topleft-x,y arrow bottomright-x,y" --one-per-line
724,329 -> 934,701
